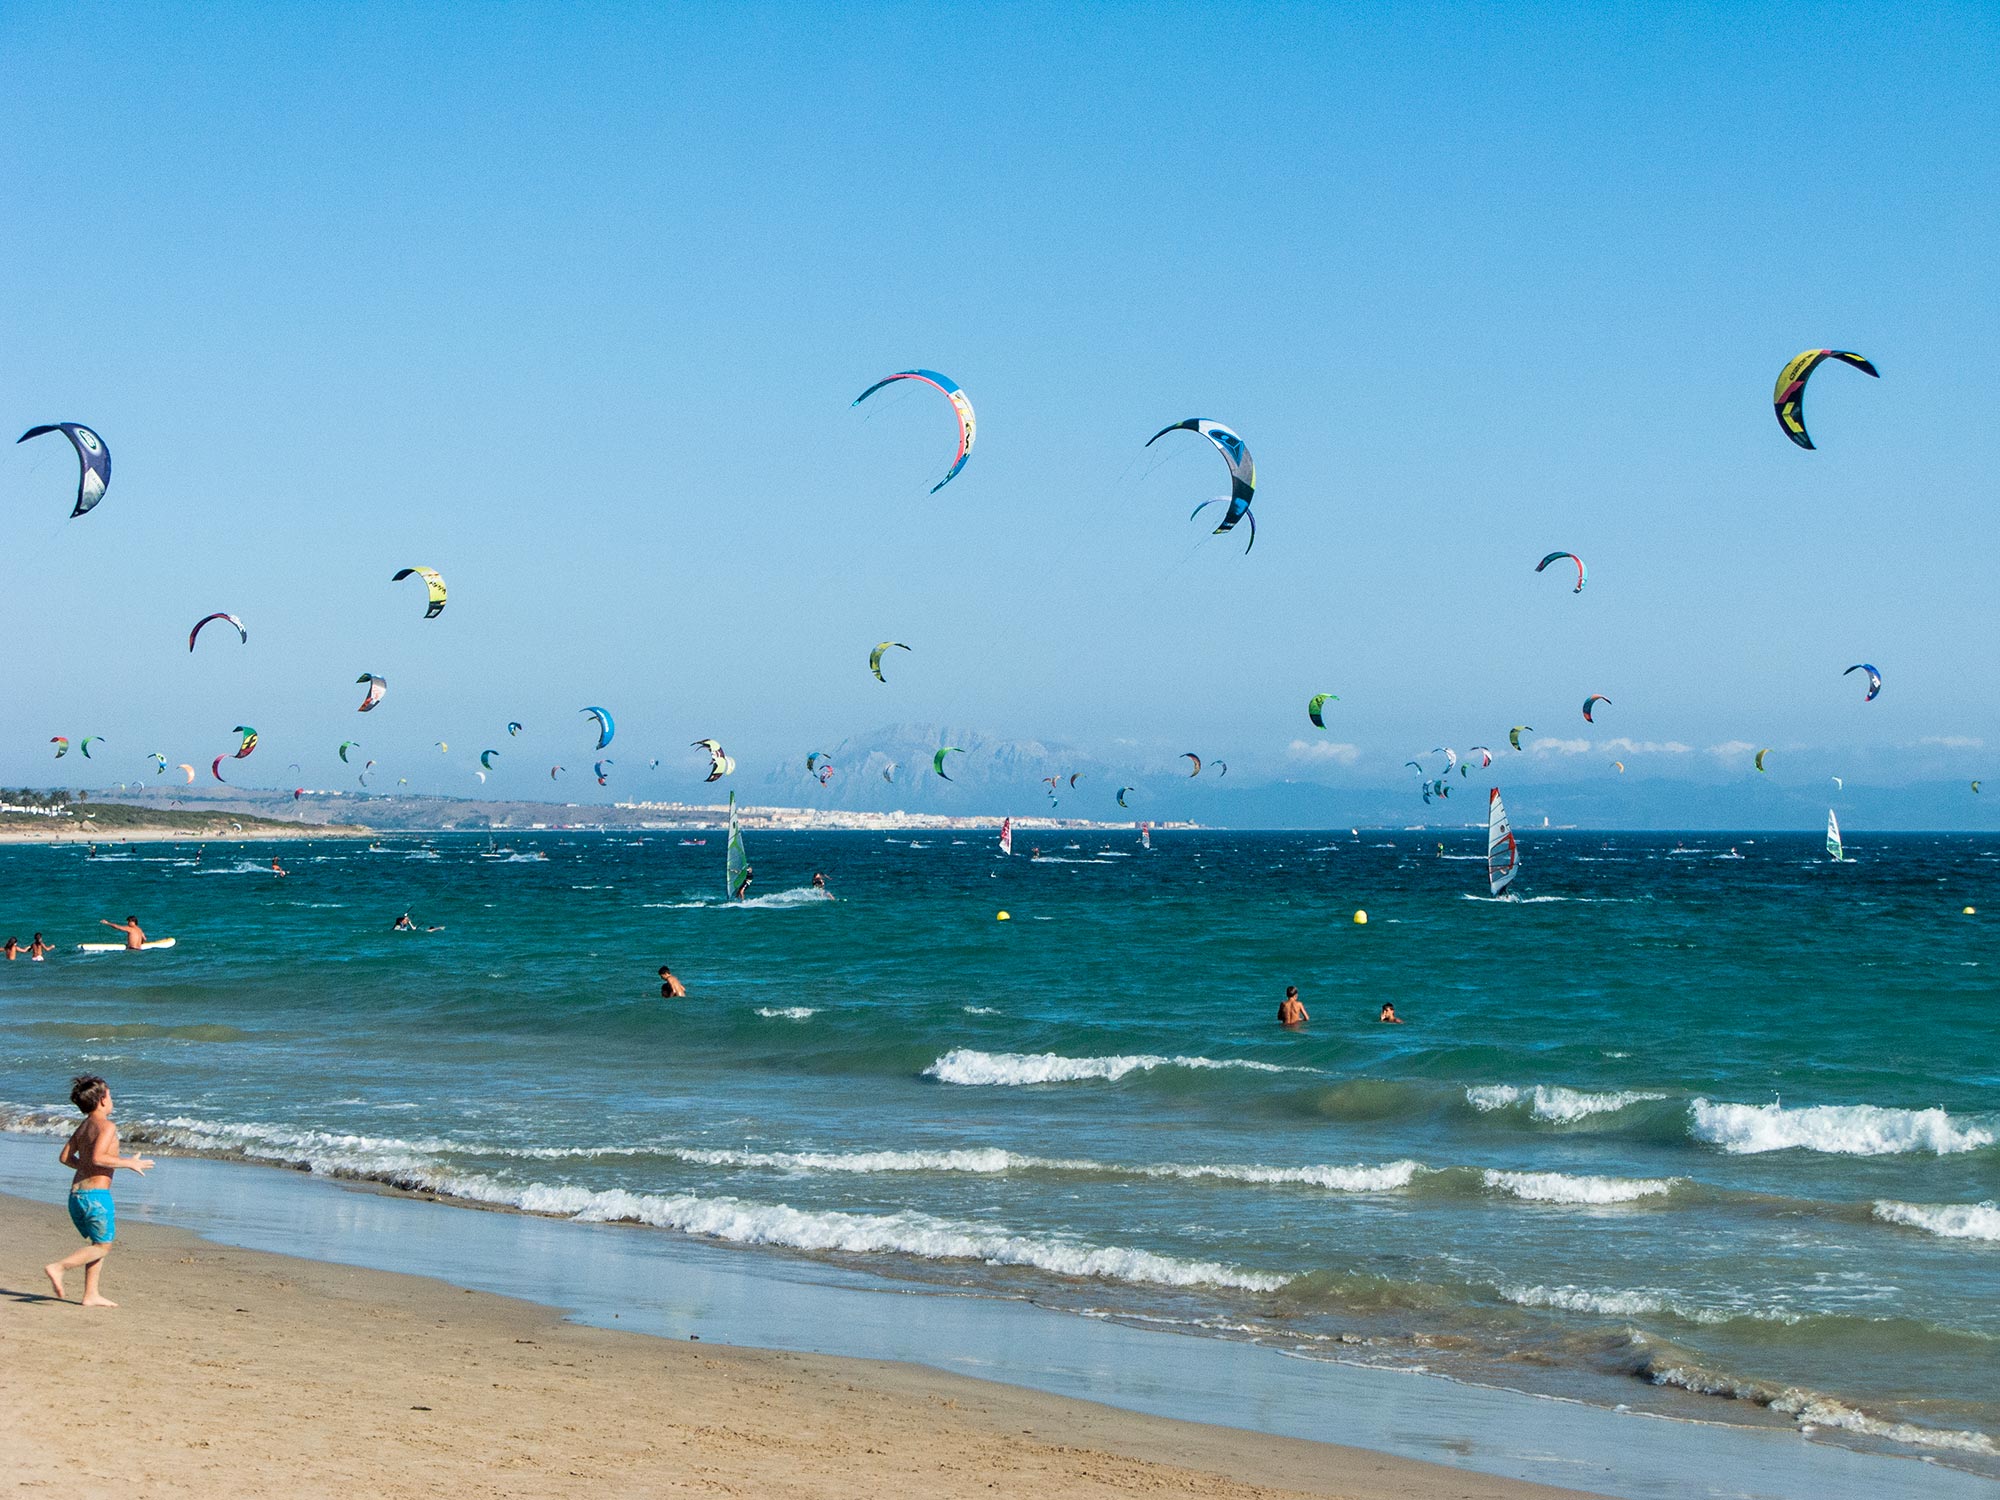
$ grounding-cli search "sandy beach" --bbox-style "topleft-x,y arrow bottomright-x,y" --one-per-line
1,1191 -> 1598,1500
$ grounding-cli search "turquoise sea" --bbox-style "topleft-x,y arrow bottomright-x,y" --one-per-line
2,827 -> 1994,1475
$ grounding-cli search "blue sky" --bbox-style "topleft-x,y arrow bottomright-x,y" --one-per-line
1,3 -> 1995,816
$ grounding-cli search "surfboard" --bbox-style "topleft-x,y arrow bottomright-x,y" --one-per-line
74,938 -> 177,952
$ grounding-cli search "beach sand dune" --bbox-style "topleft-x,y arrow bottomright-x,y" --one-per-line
1,1196 -> 1594,1499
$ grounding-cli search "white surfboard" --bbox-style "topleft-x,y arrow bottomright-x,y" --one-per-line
74,938 -> 177,952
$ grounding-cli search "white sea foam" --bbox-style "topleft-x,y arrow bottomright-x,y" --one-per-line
433,1173 -> 1288,1293
755,1007 -> 818,1020
961,1005 -> 1000,1015
1502,1284 -> 1674,1318
924,1049 -> 1309,1086
1690,1099 -> 1995,1156
1466,1084 -> 1666,1122
1646,1362 -> 2000,1457
1149,1159 -> 1422,1192
1483,1170 -> 1679,1205
1872,1199 -> 2000,1242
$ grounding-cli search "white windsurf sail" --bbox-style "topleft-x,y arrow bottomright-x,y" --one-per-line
1487,788 -> 1519,896
725,792 -> 750,898
1826,808 -> 1844,862
1140,820 -> 1152,850
999,816 -> 1012,856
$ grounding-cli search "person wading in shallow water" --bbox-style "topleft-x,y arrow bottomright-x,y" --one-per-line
658,964 -> 687,999
1278,986 -> 1309,1027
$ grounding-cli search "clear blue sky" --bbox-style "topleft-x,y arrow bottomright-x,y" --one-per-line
2,3 -> 1995,809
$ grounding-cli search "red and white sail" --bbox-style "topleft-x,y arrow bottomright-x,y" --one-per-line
1487,788 -> 1518,896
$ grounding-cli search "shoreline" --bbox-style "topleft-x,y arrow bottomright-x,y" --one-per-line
3,1133 -> 1985,1499
0,1184 -> 1591,1500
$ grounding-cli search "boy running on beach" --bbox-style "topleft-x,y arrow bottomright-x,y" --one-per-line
44,1075 -> 153,1306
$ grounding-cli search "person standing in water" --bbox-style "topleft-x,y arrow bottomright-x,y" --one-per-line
29,933 -> 52,961
1278,986 -> 1309,1027
658,964 -> 687,999
97,917 -> 146,951
1379,1002 -> 1404,1024
44,1075 -> 153,1306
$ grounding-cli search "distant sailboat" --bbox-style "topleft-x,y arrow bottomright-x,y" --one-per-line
1488,788 -> 1519,897
999,816 -> 1013,856
725,792 -> 751,898
1826,808 -> 1847,862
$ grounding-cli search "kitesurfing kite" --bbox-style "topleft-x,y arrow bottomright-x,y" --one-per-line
232,726 -> 257,759
1844,663 -> 1883,701
1117,787 -> 1132,808
1535,552 -> 1587,593
852,370 -> 976,492
1832,776 -> 1844,789
581,707 -> 614,750
356,674 -> 387,711
692,739 -> 734,782
80,736 -> 102,759
1470,746 -> 1494,767
50,737 -> 68,758
479,749 -> 499,769
434,741 -> 449,753
1147,419 -> 1255,550
177,763 -> 195,783
1612,760 -> 1626,773
1581,694 -> 1611,723
1214,761 -> 1229,776
1509,725 -> 1532,750
1181,752 -> 1202,776
474,771 -> 486,784
1432,747 -> 1458,777
149,752 -> 166,774
391,567 -> 447,618
338,740 -> 358,763
882,763 -> 897,783
1774,350 -> 1878,449
1974,781 -> 1983,794
210,756 -> 227,783
1307,693 -> 1337,728
932,746 -> 964,780
869,642 -> 910,682
594,760 -> 613,785
189,613 -> 247,652
507,721 -> 522,737
1755,748 -> 1771,772
550,765 -> 564,780
17,423 -> 109,517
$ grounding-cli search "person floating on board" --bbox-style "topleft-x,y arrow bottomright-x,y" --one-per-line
658,964 -> 687,999
98,917 -> 146,951
1278,986 -> 1309,1027
44,1074 -> 154,1307
1379,1002 -> 1404,1024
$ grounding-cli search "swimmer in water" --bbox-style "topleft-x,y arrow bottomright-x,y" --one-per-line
98,917 -> 146,951
658,964 -> 687,999
29,933 -> 51,961
392,913 -> 417,932
1278,986 -> 1309,1027
1379,1002 -> 1403,1024
3,938 -> 17,962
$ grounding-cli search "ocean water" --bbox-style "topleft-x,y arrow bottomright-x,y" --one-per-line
2,828 -> 1995,1474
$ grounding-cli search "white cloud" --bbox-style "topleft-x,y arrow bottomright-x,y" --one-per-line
1286,739 -> 1360,765
1918,735 -> 1984,749
1707,740 -> 1759,757
1599,738 -> 1691,755
1531,737 -> 1591,756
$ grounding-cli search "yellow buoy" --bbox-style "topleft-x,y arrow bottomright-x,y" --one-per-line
996,911 -> 1011,921
1353,910 -> 1368,925
1963,906 -> 1977,916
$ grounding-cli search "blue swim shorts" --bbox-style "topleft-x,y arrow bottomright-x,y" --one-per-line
67,1187 -> 115,1244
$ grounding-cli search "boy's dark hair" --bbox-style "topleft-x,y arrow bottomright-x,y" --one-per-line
1285,986 -> 1298,997
71,1075 -> 109,1113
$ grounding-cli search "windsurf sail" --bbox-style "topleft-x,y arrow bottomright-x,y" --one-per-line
725,792 -> 751,899
1487,788 -> 1519,896
1826,808 -> 1844,862
1140,820 -> 1152,850
999,816 -> 1013,856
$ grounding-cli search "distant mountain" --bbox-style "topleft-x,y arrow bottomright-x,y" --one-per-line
759,723 -> 1129,813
